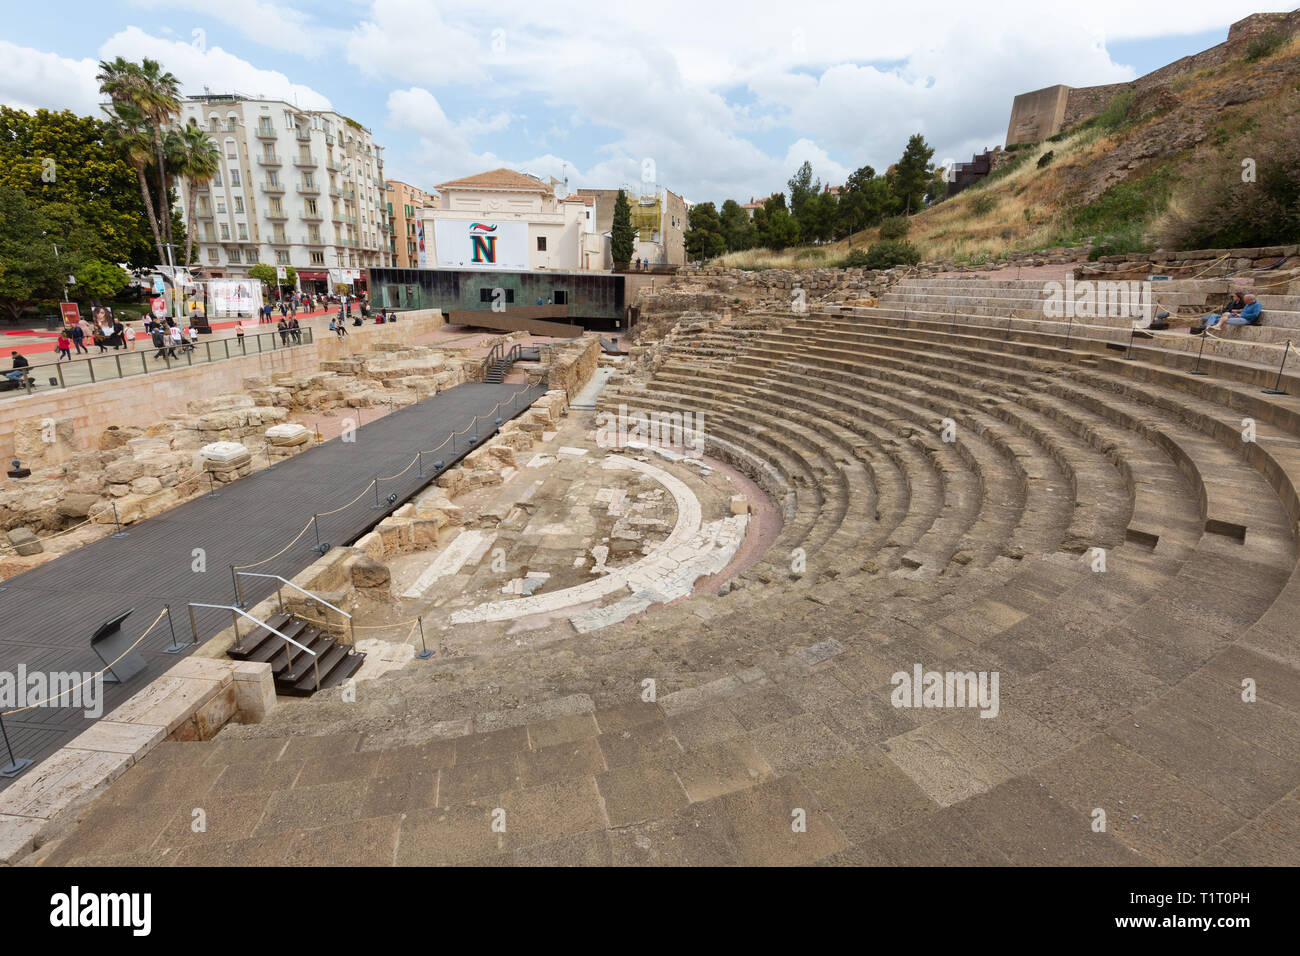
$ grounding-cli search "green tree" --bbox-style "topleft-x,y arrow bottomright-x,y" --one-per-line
0,107 -> 155,269
685,202 -> 726,260
892,134 -> 936,215
98,57 -> 181,267
718,199 -> 755,252
249,262 -> 297,293
0,186 -> 88,321
763,205 -> 801,250
172,125 -> 221,265
75,259 -> 131,300
611,189 -> 635,264
103,101 -> 166,267
787,161 -> 820,219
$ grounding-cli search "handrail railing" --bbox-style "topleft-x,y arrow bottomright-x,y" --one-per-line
481,342 -> 526,377
1,326 -> 313,400
235,571 -> 355,644
187,601 -> 320,691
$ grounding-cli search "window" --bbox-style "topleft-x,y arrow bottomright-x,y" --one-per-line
310,252 -> 325,265
269,198 -> 283,214
309,225 -> 321,242
227,248 -> 240,263
479,288 -> 515,304
207,248 -> 219,262
213,170 -> 223,187
267,170 -> 280,186
209,117 -> 219,131
263,143 -> 277,160
237,223 -> 248,240
259,118 -> 274,135
216,200 -> 227,214
553,291 -> 567,305
276,251 -> 290,264
227,115 -> 237,131
305,199 -> 318,215
220,223 -> 230,240
537,236 -> 547,252
234,197 -> 244,214
230,169 -> 241,186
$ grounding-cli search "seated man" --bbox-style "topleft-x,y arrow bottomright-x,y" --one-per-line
1201,293 -> 1262,334
6,351 -> 30,384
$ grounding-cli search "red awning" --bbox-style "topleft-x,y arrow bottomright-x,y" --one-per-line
297,271 -> 328,280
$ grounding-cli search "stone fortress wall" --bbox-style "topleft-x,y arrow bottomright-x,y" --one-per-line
1006,10 -> 1300,146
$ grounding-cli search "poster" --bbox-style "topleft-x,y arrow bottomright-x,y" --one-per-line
207,279 -> 260,317
433,219 -> 527,270
60,302 -> 80,325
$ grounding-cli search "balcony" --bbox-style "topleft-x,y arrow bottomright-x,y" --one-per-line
257,153 -> 282,166
260,181 -> 285,194
330,212 -> 344,223
264,210 -> 288,221
302,212 -> 324,221
301,235 -> 326,246
295,128 -> 312,142
255,126 -> 277,140
195,209 -> 214,219
269,235 -> 290,245
325,156 -> 340,172
328,184 -> 341,197
297,182 -> 320,195
293,153 -> 318,168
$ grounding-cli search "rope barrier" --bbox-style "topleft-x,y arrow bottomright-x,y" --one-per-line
0,515 -> 100,555
0,607 -> 168,716
230,384 -> 536,570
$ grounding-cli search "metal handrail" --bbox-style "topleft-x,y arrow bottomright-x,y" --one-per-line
187,601 -> 320,691
235,571 -> 355,644
1,326 -> 313,400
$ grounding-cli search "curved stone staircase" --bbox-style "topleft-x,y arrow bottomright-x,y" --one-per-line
32,291 -> 1300,866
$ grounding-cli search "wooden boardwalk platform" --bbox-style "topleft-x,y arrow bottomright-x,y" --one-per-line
0,382 -> 543,786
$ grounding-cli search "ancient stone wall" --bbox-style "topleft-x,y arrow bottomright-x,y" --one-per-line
542,336 -> 600,403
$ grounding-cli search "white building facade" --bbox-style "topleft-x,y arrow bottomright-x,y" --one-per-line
419,169 -> 607,272
177,94 -> 393,293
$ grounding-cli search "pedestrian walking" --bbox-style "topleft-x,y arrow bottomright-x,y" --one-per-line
56,331 -> 71,362
168,322 -> 183,358
124,324 -> 137,351
69,322 -> 87,355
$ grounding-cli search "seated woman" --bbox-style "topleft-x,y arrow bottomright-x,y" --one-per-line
1201,294 -> 1262,334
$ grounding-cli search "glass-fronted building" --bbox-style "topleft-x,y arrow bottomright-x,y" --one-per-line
367,268 -> 627,331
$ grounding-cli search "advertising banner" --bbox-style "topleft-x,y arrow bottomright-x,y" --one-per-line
433,219 -> 527,270
59,302 -> 80,325
208,279 -> 260,317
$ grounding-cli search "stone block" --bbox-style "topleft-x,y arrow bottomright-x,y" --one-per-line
199,440 -> 250,463
351,555 -> 391,589
6,527 -> 43,556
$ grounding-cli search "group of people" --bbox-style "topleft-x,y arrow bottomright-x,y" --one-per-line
276,316 -> 304,345
1197,291 -> 1263,335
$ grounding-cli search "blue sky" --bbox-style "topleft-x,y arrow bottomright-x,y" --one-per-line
0,1 -> 1275,205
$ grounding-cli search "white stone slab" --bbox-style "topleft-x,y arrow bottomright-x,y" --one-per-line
199,441 -> 249,462
401,529 -> 497,599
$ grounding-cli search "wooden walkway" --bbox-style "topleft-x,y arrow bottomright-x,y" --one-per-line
0,382 -> 543,786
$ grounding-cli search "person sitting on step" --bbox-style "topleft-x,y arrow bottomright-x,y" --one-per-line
1199,293 -> 1261,334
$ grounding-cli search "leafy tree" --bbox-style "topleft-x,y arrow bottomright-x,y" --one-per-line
0,107 -> 155,270
762,205 -> 800,251
75,259 -> 130,301
0,186 -> 94,321
611,188 -> 635,264
98,57 -> 182,266
861,239 -> 921,269
685,202 -> 726,260
878,215 -> 911,240
799,189 -> 838,243
718,199 -> 755,252
248,262 -> 298,293
924,166 -> 950,205
171,125 -> 221,265
787,161 -> 820,219
892,134 -> 936,215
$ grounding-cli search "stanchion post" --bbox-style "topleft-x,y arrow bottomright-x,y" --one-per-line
1263,340 -> 1291,395
416,615 -> 433,659
1123,325 -> 1137,361
163,603 -> 186,654
1188,327 -> 1209,375
0,713 -> 32,778
110,501 -> 128,538
1062,313 -> 1074,350
232,565 -> 244,608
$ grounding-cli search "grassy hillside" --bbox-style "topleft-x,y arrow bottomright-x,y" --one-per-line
714,33 -> 1300,270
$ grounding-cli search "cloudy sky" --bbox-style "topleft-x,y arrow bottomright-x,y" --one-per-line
0,1 -> 1270,205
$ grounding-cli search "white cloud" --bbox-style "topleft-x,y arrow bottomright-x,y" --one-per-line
100,27 -> 332,109
0,42 -> 100,115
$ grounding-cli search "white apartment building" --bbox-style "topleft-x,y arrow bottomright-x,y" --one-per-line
177,93 -> 394,293
419,168 -> 607,272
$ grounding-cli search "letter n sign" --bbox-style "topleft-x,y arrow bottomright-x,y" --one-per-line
472,235 -> 497,264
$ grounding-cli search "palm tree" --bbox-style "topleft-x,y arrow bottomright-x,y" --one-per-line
97,56 -> 181,265
103,102 -> 166,267
172,125 -> 220,266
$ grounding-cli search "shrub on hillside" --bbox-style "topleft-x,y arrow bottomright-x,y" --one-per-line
969,194 -> 996,217
1037,150 -> 1055,169
878,216 -> 910,240
1245,28 -> 1288,62
1157,114 -> 1300,250
839,248 -> 872,268
861,239 -> 922,269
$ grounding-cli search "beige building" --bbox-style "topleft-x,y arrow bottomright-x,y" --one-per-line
177,93 -> 392,292
419,168 -> 606,272
386,179 -> 435,269
577,187 -> 687,266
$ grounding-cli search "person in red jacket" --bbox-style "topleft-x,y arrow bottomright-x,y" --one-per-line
56,331 -> 72,362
